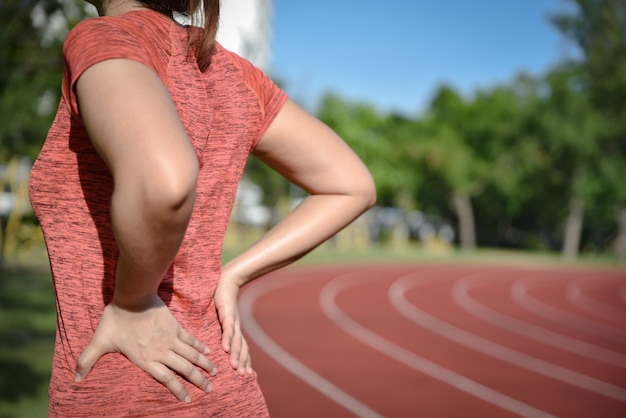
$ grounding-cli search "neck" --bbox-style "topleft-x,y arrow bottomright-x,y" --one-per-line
98,0 -> 147,16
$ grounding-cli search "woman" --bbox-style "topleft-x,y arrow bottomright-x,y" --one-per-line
29,0 -> 375,416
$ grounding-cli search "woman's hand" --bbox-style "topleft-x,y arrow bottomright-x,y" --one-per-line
213,277 -> 253,376
74,295 -> 217,402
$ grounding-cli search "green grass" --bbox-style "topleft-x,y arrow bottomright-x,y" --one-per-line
1,245 -> 623,417
0,265 -> 55,418
285,242 -> 626,268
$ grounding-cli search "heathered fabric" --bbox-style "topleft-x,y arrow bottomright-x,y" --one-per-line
29,9 -> 286,417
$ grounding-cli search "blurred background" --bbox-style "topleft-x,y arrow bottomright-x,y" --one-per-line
0,0 -> 624,415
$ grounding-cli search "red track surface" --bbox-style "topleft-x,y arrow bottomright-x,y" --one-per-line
240,263 -> 626,417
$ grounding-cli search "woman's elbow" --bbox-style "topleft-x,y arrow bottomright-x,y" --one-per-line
160,164 -> 198,212
364,177 -> 378,209
354,172 -> 377,211
140,157 -> 199,218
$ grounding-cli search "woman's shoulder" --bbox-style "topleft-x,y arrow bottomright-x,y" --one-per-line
66,12 -> 137,41
211,43 -> 285,104
61,11 -> 174,116
211,43 -> 273,88
211,43 -> 254,72
64,10 -> 170,56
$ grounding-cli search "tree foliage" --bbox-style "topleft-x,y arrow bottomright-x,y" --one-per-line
2,0 -> 624,257
0,0 -> 91,162
550,0 -> 626,256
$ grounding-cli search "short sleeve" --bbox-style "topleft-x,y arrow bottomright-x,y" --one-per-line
62,17 -> 162,116
226,52 -> 288,151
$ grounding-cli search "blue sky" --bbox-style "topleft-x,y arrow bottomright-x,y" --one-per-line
269,0 -> 577,115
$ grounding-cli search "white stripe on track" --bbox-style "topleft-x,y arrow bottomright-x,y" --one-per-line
565,278 -> 626,326
240,271 -> 384,418
391,273 -> 626,403
512,276 -> 626,344
320,271 -> 557,418
453,273 -> 626,369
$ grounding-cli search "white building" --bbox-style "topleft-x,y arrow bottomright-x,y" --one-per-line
216,0 -> 274,71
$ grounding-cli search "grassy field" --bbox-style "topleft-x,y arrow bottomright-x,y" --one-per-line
1,245 -> 623,417
0,266 -> 56,418
287,242 -> 626,268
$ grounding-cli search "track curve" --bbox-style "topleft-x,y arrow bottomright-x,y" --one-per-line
240,263 -> 626,417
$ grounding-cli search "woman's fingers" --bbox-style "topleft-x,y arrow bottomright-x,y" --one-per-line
76,302 -> 218,402
178,328 -> 211,356
214,278 -> 253,375
173,338 -> 217,377
135,329 -> 216,398
145,362 -> 192,403
154,325 -> 216,394
216,302 -> 235,353
162,349 -> 213,394
219,309 -> 247,374
238,336 -> 253,375
226,324 -> 252,375
228,326 -> 243,370
75,337 -> 110,382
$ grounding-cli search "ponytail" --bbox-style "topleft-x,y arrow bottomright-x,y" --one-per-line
188,0 -> 220,71
138,0 -> 220,71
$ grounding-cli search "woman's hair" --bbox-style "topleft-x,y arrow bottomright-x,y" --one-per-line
138,0 -> 220,71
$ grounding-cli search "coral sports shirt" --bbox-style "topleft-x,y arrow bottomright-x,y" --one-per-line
29,9 -> 286,417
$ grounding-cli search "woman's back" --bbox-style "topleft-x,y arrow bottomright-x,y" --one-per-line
30,9 -> 285,416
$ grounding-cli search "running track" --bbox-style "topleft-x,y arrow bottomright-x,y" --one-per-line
240,263 -> 626,417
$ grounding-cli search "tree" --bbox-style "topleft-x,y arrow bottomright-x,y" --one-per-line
0,0 -> 91,162
418,87 -> 477,250
425,83 -> 546,251
551,0 -> 626,258
0,0 -> 91,265
538,65 -> 603,259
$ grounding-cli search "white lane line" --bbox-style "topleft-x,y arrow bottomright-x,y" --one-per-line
240,270 -> 384,418
320,271 -> 557,418
390,273 -> 626,404
453,274 -> 626,369
566,278 -> 626,326
512,276 -> 626,344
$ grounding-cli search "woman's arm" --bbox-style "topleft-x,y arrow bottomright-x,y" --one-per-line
73,59 -> 215,402
77,59 -> 198,309
226,99 -> 376,280
215,98 -> 376,373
